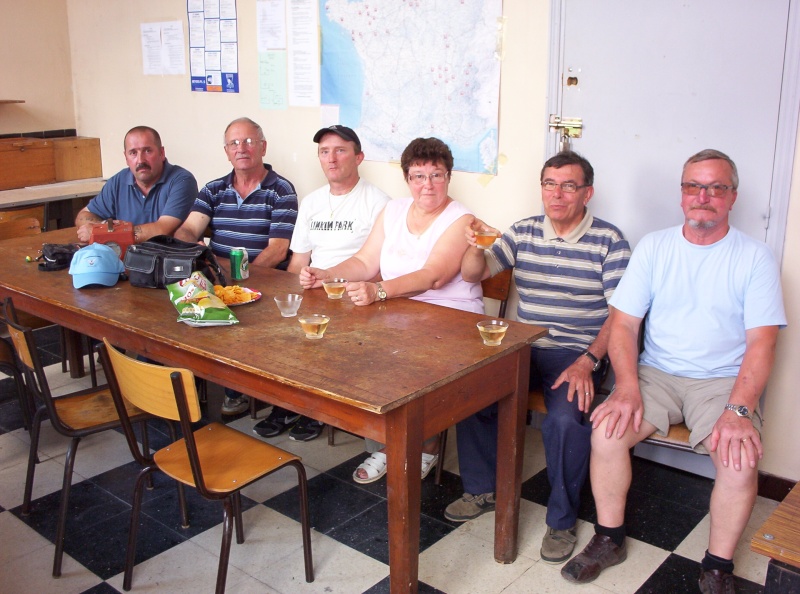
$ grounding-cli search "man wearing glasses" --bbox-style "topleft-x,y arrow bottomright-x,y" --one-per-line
175,117 -> 298,415
448,151 -> 631,566
562,149 -> 785,594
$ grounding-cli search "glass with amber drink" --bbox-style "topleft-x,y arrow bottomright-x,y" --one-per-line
474,230 -> 499,249
298,314 -> 330,339
476,319 -> 509,346
322,278 -> 348,299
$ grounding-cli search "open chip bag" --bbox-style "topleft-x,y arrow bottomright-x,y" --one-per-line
166,271 -> 239,327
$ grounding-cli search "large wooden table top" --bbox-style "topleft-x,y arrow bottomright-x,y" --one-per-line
0,178 -> 105,209
752,481 -> 800,568
0,228 -> 547,593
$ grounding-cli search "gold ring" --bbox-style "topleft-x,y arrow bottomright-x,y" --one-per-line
585,392 -> 589,396
741,437 -> 749,443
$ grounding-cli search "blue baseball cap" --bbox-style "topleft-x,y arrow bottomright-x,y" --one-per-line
69,244 -> 125,288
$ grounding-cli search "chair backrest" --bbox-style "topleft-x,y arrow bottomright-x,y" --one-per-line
0,217 -> 42,238
100,338 -> 201,423
481,268 -> 513,318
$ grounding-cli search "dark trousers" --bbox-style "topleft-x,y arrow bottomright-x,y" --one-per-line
455,347 -> 601,530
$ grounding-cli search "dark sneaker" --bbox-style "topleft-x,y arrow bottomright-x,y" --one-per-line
541,525 -> 578,564
252,407 -> 300,438
444,493 -> 495,522
288,417 -> 324,441
561,534 -> 627,583
699,569 -> 736,594
221,394 -> 249,415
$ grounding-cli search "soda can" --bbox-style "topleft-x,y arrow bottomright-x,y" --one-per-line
230,248 -> 249,281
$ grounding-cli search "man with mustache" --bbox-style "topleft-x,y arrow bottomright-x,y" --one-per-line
75,126 -> 197,243
561,149 -> 786,594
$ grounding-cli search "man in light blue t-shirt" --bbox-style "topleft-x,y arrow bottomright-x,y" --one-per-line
75,126 -> 197,244
562,149 -> 786,594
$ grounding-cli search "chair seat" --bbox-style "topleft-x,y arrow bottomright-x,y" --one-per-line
154,422 -> 302,494
54,387 -> 146,431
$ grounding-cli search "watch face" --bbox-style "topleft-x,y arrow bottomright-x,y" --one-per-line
737,406 -> 750,416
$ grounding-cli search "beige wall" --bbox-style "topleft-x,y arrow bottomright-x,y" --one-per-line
0,0 -> 76,134
6,0 -> 800,480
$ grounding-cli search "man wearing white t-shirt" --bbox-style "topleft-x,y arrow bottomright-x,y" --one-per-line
253,125 -> 390,441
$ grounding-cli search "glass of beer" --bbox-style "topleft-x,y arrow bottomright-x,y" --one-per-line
474,230 -> 499,249
476,319 -> 509,346
274,293 -> 303,317
298,314 -> 330,339
322,278 -> 348,299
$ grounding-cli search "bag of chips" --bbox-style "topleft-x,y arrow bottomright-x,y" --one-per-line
166,271 -> 239,327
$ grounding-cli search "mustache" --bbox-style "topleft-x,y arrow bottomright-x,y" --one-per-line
136,163 -> 151,171
690,205 -> 716,212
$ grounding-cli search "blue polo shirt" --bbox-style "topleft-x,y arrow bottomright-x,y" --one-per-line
86,161 -> 198,225
192,164 -> 298,262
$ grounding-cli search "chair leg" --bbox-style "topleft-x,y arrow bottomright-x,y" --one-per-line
22,406 -> 47,515
249,395 -> 257,419
86,336 -> 98,388
10,367 -> 32,431
216,497 -> 235,594
291,460 -> 314,583
435,429 -> 448,486
124,465 -> 157,591
53,436 -> 81,577
59,327 -> 68,374
165,421 -> 190,528
327,424 -> 335,446
138,421 -> 154,490
232,492 -> 244,544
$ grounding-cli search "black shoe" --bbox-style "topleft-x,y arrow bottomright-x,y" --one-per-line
561,534 -> 627,584
253,407 -> 300,438
289,417 -> 324,441
699,569 -> 736,594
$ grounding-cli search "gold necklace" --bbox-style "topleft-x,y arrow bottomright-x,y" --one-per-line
328,185 -> 356,218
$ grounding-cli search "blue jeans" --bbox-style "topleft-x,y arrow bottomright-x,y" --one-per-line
455,347 -> 602,530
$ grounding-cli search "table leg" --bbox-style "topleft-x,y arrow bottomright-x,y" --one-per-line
494,346 -> 530,563
386,399 -> 424,594
62,328 -> 85,379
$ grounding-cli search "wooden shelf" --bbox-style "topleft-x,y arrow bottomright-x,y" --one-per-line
0,100 -> 25,104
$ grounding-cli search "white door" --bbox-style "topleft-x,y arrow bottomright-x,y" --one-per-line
548,0 -> 797,249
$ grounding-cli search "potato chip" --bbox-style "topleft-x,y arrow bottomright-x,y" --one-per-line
214,284 -> 254,305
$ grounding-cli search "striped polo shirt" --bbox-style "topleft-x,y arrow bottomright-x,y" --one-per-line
192,163 -> 298,261
486,211 -> 631,350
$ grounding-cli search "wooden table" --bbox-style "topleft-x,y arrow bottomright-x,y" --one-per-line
0,178 -> 105,230
0,229 -> 546,593
752,481 -> 800,592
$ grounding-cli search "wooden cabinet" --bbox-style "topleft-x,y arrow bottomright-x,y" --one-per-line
0,138 -> 56,190
53,137 -> 102,181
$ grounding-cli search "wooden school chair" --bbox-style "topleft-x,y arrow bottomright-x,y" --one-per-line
3,297 -> 150,578
99,338 -> 314,594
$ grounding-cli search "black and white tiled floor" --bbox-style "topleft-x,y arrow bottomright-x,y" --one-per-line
0,327 -> 776,593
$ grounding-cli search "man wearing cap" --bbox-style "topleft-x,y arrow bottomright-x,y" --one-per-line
175,117 -> 298,415
252,125 -> 391,441
75,126 -> 197,244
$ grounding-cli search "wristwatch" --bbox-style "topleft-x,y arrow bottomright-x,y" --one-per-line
581,349 -> 601,372
376,282 -> 387,302
725,404 -> 751,419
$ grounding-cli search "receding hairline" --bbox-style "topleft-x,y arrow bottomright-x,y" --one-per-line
123,126 -> 162,149
224,117 -> 265,142
682,149 -> 739,189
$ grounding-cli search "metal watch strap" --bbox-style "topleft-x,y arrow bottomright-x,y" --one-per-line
376,282 -> 386,301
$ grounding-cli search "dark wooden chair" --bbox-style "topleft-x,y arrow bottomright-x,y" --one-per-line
99,338 -> 314,594
2,297 -> 150,577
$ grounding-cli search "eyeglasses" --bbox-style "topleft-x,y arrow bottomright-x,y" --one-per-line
541,181 -> 589,193
224,138 -> 262,150
408,172 -> 448,185
680,182 -> 733,197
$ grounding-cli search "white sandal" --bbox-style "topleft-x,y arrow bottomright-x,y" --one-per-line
421,453 -> 439,480
353,451 -> 387,484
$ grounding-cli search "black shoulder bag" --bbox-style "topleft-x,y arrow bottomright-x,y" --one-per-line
123,235 -> 227,289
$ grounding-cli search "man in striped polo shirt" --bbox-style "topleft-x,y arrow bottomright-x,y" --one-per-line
175,117 -> 298,414
444,151 -> 631,566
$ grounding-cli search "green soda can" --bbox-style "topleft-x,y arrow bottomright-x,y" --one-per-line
230,248 -> 249,281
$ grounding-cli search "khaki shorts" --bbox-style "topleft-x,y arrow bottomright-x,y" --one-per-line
638,365 -> 762,454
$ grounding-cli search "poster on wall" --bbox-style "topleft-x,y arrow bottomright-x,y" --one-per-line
188,0 -> 240,93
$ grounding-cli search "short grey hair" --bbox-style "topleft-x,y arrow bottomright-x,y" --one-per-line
683,149 -> 739,190
223,117 -> 265,142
